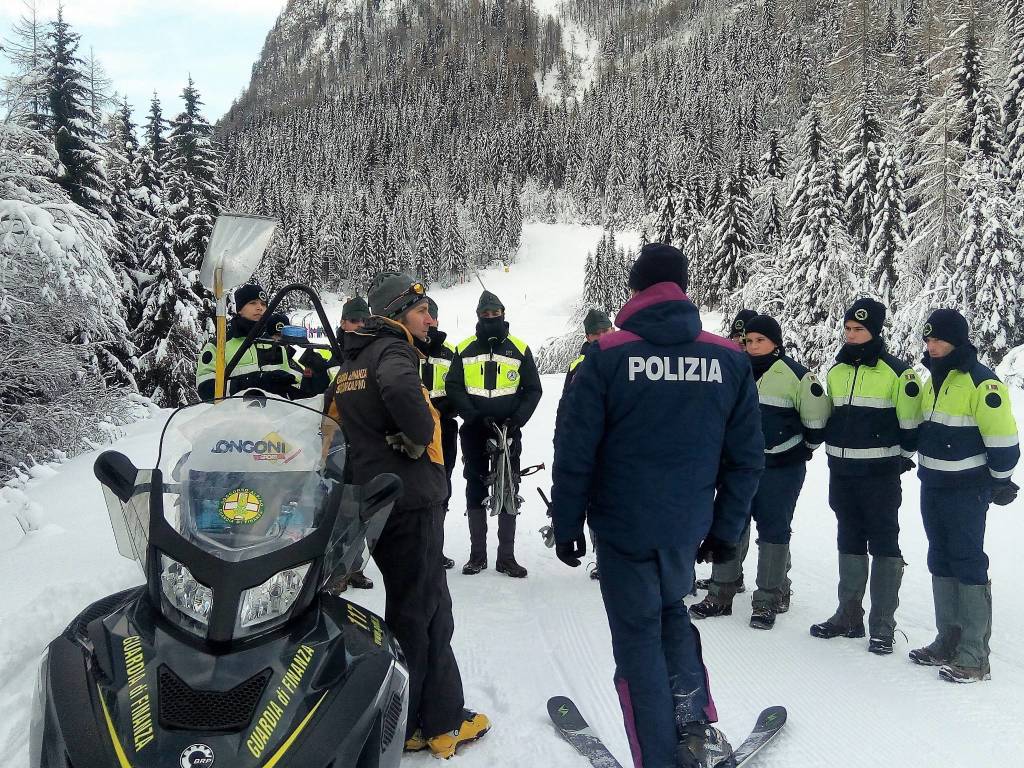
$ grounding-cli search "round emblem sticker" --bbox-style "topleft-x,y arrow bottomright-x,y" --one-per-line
854,308 -> 868,321
923,323 -> 933,336
180,744 -> 215,768
507,370 -> 519,382
219,489 -> 264,525
733,320 -> 744,330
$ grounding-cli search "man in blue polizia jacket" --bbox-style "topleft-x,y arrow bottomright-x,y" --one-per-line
551,243 -> 764,768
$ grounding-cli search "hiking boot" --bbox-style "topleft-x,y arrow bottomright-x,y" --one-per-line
441,554 -> 455,570
462,558 -> 487,575
868,636 -> 894,655
689,597 -> 732,619
939,663 -> 991,683
749,606 -> 776,630
810,618 -> 865,639
676,721 -> 734,768
496,557 -> 528,578
404,729 -> 428,752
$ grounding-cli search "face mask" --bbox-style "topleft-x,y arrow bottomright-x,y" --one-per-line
476,316 -> 506,341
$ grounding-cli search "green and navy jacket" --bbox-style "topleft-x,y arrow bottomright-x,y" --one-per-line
918,346 -> 1019,487
563,341 -> 591,394
196,316 -> 304,400
824,340 -> 923,476
419,329 -> 457,420
446,322 -> 543,425
754,352 -> 831,467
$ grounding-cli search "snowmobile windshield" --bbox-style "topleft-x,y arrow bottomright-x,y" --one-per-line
157,393 -> 345,563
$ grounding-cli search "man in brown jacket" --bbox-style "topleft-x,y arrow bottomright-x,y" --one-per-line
325,272 -> 490,759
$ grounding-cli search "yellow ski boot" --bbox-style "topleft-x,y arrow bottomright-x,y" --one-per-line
404,729 -> 429,752
427,710 -> 491,759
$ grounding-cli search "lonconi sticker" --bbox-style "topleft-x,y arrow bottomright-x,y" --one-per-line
220,488 -> 264,524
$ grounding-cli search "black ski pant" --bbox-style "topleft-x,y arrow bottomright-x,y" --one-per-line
371,503 -> 464,739
830,473 -> 902,557
461,420 -> 521,561
439,417 -> 458,552
921,484 -> 991,585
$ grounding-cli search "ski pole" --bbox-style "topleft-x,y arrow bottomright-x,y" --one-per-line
520,462 -> 546,477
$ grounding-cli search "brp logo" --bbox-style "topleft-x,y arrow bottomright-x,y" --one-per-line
854,308 -> 869,321
180,744 -> 215,768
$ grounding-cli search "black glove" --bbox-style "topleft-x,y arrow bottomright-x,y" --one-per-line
992,480 -> 1019,507
900,457 -> 916,474
696,535 -> 738,565
556,535 -> 586,567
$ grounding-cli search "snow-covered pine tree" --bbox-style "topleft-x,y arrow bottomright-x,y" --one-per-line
843,83 -> 884,260
106,97 -> 146,330
1005,0 -> 1024,196
707,157 -> 755,310
866,141 -> 907,306
133,204 -> 203,407
2,0 -> 49,128
413,202 -> 438,286
43,8 -> 110,218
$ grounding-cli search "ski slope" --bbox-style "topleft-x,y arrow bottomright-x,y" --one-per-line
3,222 -> 1024,767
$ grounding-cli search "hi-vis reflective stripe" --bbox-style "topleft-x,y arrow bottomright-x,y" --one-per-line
428,357 -> 451,368
901,449 -> 916,458
991,467 -> 1015,479
899,417 -> 924,429
759,394 -> 794,408
466,386 -> 518,398
430,388 -> 445,398
802,418 -> 829,429
825,444 -> 902,459
833,396 -> 891,409
983,434 -> 1019,448
924,411 -> 977,428
462,353 -> 522,369
765,434 -> 803,454
918,453 -> 988,472
197,362 -> 262,383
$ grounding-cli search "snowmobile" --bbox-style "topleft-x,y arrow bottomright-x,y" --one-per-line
30,286 -> 410,768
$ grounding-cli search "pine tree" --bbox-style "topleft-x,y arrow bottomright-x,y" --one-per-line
134,93 -> 167,216
866,142 -> 907,305
165,77 -> 224,272
43,8 -> 110,216
708,159 -> 755,309
133,206 -> 203,407
1005,0 -> 1024,195
106,98 -> 145,328
843,84 -> 884,259
2,0 -> 49,128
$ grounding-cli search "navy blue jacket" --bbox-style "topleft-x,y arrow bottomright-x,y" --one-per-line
551,283 -> 765,553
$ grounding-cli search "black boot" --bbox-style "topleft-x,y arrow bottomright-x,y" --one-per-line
689,597 -> 732,619
441,555 -> 455,570
348,570 -> 373,589
811,553 -> 867,639
676,722 -> 734,768
496,557 -> 528,578
749,605 -> 776,630
464,507 -> 487,575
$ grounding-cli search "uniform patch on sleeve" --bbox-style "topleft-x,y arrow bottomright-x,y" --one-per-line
904,371 -> 916,380
202,350 -> 214,364
987,383 -> 1000,391
810,382 -> 824,397
905,381 -> 920,397
986,392 -> 1002,409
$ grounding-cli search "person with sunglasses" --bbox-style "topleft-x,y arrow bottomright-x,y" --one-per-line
324,272 -> 489,759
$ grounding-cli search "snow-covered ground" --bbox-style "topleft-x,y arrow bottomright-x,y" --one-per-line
2,222 -> 1023,767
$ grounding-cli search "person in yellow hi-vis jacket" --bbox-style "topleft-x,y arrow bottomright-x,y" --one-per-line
810,298 -> 923,656
909,309 -> 1020,683
446,291 -> 543,578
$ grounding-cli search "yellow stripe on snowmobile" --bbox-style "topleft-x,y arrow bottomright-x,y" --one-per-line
262,690 -> 331,768
97,684 -> 133,768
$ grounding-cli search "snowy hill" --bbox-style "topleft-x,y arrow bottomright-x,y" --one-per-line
2,223 -> 1024,767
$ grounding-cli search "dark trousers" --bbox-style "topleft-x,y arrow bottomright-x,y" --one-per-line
461,420 -> 522,561
830,473 -> 902,557
597,539 -> 717,768
921,485 -> 991,585
371,504 -> 464,739
751,462 -> 807,544
441,417 -> 458,512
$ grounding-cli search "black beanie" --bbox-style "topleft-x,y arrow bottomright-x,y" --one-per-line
234,283 -> 268,311
730,309 -> 758,337
583,308 -> 612,335
477,290 -> 505,315
923,308 -> 970,348
843,297 -> 886,338
341,296 -> 370,322
743,314 -> 784,350
628,242 -> 689,293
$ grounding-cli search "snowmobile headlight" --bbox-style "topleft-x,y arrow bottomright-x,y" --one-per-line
238,563 -> 311,633
160,555 -> 214,628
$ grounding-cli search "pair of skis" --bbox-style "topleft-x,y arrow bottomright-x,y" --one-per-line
547,696 -> 785,768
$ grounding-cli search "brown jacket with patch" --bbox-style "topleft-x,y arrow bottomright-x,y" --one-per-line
325,316 -> 446,511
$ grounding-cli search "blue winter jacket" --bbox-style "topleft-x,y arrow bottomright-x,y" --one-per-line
551,282 -> 765,553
